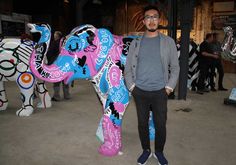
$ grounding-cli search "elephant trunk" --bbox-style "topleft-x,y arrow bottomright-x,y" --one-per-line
28,23 -> 71,83
30,43 -> 71,83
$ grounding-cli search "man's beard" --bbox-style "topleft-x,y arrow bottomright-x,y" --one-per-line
146,25 -> 158,32
147,28 -> 157,32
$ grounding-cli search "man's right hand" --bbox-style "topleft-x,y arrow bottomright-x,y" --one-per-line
213,52 -> 220,59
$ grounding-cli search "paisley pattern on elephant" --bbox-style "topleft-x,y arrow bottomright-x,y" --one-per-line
29,23 -> 139,156
0,28 -> 52,116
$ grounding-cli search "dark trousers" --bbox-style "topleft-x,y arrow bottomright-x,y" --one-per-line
132,87 -> 168,152
53,81 -> 70,99
197,59 -> 214,90
211,59 -> 224,88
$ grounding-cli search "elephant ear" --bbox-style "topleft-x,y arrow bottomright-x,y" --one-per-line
64,27 -> 96,53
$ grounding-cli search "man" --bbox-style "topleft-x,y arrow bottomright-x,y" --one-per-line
197,33 -> 219,94
46,31 -> 71,101
124,5 -> 179,165
210,32 -> 228,91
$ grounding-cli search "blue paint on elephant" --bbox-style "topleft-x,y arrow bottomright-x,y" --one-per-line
95,29 -> 114,71
71,64 -> 91,80
65,33 -> 89,52
120,55 -> 126,66
99,69 -> 109,94
107,81 -> 129,105
36,26 -> 51,44
55,55 -> 91,83
110,114 -> 122,126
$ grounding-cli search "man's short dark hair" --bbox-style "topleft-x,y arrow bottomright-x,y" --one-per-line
143,5 -> 161,17
212,32 -> 218,37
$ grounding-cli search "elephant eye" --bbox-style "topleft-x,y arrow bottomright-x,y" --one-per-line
69,42 -> 79,52
65,36 -> 81,52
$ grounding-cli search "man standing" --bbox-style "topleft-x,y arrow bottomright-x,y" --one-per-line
197,33 -> 219,94
211,32 -> 228,91
46,31 -> 71,101
124,5 -> 179,165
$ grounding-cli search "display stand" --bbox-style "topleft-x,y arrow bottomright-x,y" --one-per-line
224,88 -> 236,106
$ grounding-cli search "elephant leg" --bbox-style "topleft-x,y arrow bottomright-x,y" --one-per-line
98,102 -> 126,156
15,72 -> 35,116
0,81 -> 8,111
35,81 -> 52,108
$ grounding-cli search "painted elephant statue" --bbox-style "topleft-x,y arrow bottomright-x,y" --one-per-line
28,23 -> 138,156
0,25 -> 52,116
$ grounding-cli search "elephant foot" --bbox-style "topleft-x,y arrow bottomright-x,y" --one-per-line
37,93 -> 52,108
98,143 -> 121,157
16,107 -> 33,116
98,116 -> 122,156
37,101 -> 51,108
0,100 -> 8,111
37,102 -> 45,108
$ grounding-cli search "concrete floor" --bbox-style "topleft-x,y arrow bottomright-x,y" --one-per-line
0,73 -> 236,165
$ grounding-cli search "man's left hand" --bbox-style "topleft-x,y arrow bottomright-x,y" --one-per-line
165,88 -> 172,95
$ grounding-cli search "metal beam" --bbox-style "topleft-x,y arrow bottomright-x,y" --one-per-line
178,0 -> 194,100
167,0 -> 177,42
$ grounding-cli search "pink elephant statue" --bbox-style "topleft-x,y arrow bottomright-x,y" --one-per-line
28,23 -> 139,156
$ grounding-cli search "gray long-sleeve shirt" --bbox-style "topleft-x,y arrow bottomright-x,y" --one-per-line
135,35 -> 165,91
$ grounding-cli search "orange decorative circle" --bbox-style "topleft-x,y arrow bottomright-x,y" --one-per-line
21,73 -> 32,84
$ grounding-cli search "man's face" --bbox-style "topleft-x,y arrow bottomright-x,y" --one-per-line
143,9 -> 160,32
54,33 -> 59,40
209,35 -> 214,42
214,34 -> 219,41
